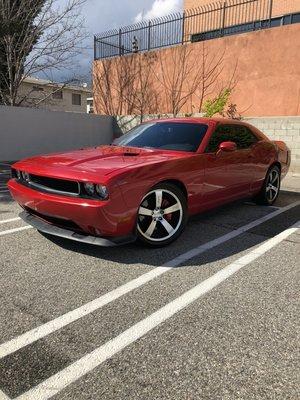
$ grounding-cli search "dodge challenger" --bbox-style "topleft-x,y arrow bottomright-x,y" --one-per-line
8,118 -> 290,247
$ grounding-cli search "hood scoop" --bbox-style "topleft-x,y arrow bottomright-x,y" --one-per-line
122,151 -> 140,156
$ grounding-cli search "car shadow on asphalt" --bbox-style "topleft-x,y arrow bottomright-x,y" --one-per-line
0,166 -> 11,204
0,195 -> 14,205
40,197 -> 300,269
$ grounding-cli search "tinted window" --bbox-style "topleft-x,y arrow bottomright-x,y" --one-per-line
114,122 -> 208,152
205,124 -> 258,153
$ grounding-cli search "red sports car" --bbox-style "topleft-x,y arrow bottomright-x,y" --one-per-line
8,118 -> 290,247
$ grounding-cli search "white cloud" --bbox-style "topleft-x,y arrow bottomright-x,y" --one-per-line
134,0 -> 182,23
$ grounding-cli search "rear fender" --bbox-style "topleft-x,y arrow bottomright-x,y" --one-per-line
272,140 -> 290,177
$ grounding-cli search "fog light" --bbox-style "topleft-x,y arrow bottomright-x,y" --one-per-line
96,184 -> 109,200
84,182 -> 95,195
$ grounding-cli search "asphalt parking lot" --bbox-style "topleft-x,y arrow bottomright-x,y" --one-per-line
0,162 -> 299,400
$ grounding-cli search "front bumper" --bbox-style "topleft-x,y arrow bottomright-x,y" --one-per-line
8,179 -> 136,237
19,210 -> 136,246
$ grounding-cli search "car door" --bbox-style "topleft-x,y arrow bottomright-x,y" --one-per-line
229,124 -> 261,195
202,124 -> 259,206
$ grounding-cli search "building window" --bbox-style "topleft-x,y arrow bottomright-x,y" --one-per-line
32,85 -> 44,92
72,93 -> 81,106
52,89 -> 63,100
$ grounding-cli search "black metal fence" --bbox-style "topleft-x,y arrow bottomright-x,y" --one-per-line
94,0 -> 298,60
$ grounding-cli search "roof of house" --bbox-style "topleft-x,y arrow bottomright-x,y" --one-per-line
23,76 -> 92,94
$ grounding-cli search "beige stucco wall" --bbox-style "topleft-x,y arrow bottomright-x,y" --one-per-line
184,0 -> 300,16
193,23 -> 300,117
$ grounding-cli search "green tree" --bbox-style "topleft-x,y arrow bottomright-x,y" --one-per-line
203,88 -> 231,117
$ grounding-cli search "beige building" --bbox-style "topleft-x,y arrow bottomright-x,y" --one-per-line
184,0 -> 300,16
19,77 -> 92,113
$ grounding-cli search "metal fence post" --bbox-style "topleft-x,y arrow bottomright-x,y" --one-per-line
269,0 -> 273,27
119,28 -> 122,56
148,21 -> 151,50
221,2 -> 227,36
181,11 -> 186,44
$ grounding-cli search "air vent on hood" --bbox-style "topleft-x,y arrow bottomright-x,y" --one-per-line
123,152 -> 140,156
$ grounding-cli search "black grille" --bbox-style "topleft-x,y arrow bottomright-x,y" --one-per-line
28,174 -> 80,196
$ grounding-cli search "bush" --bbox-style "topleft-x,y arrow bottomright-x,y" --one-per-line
203,89 -> 231,117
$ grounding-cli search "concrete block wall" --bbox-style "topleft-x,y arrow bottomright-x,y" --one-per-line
246,117 -> 300,175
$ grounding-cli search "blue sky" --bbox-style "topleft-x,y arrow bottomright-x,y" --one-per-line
48,0 -> 183,82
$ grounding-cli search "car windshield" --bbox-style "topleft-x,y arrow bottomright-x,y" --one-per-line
113,122 -> 208,152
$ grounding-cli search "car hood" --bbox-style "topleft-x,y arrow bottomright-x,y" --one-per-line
13,146 -> 190,181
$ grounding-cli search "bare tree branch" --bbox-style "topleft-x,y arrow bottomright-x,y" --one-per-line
0,0 -> 88,106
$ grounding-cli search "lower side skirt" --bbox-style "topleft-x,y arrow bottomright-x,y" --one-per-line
19,210 -> 136,247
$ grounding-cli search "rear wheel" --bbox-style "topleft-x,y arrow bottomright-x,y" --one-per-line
254,165 -> 281,205
136,183 -> 187,247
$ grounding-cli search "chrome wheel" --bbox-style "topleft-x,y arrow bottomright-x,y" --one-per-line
137,189 -> 183,242
266,169 -> 280,202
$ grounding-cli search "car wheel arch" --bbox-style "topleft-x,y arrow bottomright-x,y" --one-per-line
151,179 -> 188,199
269,161 -> 281,174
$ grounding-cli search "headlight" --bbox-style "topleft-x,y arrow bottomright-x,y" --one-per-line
83,182 -> 109,199
84,182 -> 95,196
96,184 -> 109,200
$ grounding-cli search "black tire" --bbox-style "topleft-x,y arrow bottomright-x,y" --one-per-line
136,183 -> 188,247
254,165 -> 281,205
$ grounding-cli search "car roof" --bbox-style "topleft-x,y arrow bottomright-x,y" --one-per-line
143,117 -> 268,141
145,117 -> 250,126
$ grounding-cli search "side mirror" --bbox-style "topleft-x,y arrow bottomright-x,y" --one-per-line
218,141 -> 237,153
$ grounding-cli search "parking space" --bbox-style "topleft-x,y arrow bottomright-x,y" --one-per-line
0,187 -> 299,400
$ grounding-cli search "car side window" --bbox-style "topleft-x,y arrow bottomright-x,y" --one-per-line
234,125 -> 259,149
205,125 -> 232,153
205,124 -> 258,153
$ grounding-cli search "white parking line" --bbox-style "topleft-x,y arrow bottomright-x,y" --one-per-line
0,217 -> 21,224
0,200 -> 299,360
0,389 -> 10,400
0,226 -> 32,236
15,220 -> 300,400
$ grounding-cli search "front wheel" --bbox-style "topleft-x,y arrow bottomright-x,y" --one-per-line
254,165 -> 281,205
136,183 -> 188,247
